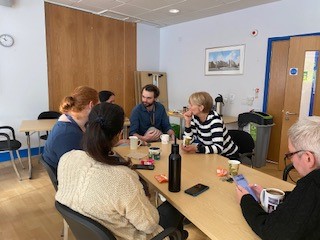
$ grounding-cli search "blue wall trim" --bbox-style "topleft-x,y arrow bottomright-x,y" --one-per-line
262,32 -> 320,112
0,147 -> 42,162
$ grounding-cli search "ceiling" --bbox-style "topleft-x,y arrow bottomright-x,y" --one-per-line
45,0 -> 281,28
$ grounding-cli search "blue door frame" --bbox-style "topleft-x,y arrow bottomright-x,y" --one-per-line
262,32 -> 320,112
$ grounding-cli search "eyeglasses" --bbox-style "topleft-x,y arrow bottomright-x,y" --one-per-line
284,150 -> 305,161
284,150 -> 314,161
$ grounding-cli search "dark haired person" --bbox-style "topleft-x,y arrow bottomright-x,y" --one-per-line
43,86 -> 99,174
56,102 -> 187,239
99,90 -> 115,103
129,84 -> 174,142
182,91 -> 238,157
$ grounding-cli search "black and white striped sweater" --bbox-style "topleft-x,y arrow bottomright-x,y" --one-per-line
184,110 -> 238,156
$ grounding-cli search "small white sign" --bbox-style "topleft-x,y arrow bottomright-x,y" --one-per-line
289,68 -> 298,75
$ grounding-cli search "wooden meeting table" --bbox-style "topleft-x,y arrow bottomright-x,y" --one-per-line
114,142 -> 295,240
19,119 -> 57,179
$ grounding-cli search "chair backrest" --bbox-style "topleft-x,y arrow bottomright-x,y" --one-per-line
228,129 -> 255,154
0,126 -> 21,151
283,163 -> 295,181
38,111 -> 61,120
55,201 -> 116,240
39,155 -> 58,191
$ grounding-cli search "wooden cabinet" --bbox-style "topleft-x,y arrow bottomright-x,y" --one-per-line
45,3 -> 136,117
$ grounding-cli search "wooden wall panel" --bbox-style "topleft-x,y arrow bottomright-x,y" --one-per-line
124,22 -> 137,117
93,16 -> 125,107
45,3 -> 95,111
45,3 -> 136,116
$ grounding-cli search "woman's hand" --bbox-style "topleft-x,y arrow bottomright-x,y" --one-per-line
183,110 -> 193,127
249,183 -> 263,201
181,144 -> 197,153
236,185 -> 249,204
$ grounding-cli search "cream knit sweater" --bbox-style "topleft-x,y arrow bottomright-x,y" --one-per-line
56,150 -> 164,240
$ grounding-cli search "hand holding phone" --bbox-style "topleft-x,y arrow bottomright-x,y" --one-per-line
233,174 -> 258,201
184,183 -> 209,197
132,164 -> 155,170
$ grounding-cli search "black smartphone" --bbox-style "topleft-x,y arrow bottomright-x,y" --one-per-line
184,183 -> 209,197
233,174 -> 258,201
132,164 -> 155,170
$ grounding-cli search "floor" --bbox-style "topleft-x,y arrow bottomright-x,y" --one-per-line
0,156 -> 299,240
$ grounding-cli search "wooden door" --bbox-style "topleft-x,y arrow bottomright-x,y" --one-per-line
266,40 -> 290,163
278,36 -> 320,170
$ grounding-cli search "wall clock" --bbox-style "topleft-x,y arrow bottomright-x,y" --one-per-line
0,34 -> 14,47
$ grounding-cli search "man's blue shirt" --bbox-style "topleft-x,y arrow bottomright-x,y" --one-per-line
129,102 -> 171,136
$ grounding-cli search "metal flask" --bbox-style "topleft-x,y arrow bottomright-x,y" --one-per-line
215,94 -> 224,116
168,140 -> 181,192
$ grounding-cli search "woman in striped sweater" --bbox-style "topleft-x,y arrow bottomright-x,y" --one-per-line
182,92 -> 238,158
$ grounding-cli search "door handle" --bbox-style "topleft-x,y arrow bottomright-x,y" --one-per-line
285,111 -> 298,120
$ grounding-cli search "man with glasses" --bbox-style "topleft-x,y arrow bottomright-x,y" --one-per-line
235,117 -> 320,240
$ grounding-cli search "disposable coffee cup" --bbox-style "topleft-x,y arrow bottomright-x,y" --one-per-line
228,160 -> 240,177
129,136 -> 142,150
160,134 -> 170,144
183,136 -> 192,146
260,188 -> 285,213
149,147 -> 161,160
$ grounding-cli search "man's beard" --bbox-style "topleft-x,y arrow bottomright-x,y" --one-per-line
142,101 -> 154,108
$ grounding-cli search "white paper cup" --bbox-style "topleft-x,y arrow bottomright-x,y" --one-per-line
228,160 -> 240,176
160,134 -> 170,144
129,136 -> 142,150
260,188 -> 285,213
183,136 -> 192,146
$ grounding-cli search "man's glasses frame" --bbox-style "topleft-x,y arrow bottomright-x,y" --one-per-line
284,150 -> 306,161
284,149 -> 314,161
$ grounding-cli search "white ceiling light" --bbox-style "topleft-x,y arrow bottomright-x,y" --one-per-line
169,9 -> 180,14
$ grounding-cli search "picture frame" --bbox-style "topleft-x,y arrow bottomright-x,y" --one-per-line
205,44 -> 245,75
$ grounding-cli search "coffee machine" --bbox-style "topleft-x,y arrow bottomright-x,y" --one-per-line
215,94 -> 224,116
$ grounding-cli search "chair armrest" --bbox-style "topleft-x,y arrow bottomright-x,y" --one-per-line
0,126 -> 16,140
0,132 -> 11,148
151,227 -> 182,240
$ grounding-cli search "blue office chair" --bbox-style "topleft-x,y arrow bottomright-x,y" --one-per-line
55,201 -> 182,240
0,126 -> 25,180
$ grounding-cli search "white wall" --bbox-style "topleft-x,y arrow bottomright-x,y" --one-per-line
158,0 -> 320,116
0,0 -> 48,147
137,23 -> 160,71
1,0 -> 320,150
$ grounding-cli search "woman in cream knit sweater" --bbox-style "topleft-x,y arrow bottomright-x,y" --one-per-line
56,102 -> 186,240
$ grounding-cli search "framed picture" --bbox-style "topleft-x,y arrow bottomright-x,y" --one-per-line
205,45 -> 245,75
